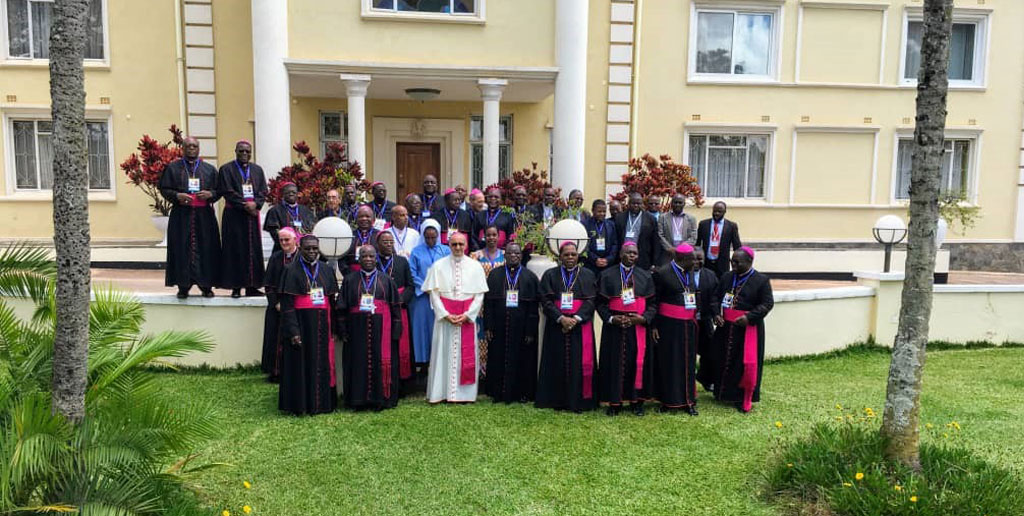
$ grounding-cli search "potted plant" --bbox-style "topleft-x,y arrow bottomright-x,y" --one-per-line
484,163 -> 566,274
120,125 -> 183,246
267,141 -> 364,212
610,153 -> 704,211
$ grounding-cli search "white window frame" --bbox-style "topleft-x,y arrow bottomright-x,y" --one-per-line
0,0 -> 109,65
687,1 -> 784,84
361,0 -> 485,24
889,129 -> 983,205
898,8 -> 990,90
318,110 -> 348,160
682,124 -> 777,204
469,114 -> 512,188
2,108 -> 115,200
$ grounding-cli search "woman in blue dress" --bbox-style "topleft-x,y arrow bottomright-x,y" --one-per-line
408,219 -> 451,388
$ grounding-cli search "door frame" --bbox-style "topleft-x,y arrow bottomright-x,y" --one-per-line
372,117 -> 465,192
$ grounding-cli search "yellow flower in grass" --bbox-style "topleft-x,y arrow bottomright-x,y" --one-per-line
910,496 -> 918,503
775,421 -> 783,429
222,511 -> 231,516
243,506 -> 252,514
894,485 -> 902,492
855,472 -> 865,481
835,416 -> 843,422
926,423 -> 934,429
842,482 -> 853,487
835,403 -> 843,410
943,433 -> 949,438
243,481 -> 252,489
951,420 -> 961,431
786,463 -> 793,468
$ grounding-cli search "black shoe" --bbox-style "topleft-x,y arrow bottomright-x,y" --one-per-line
201,288 -> 214,298
605,406 -> 620,417
631,403 -> 645,417
231,289 -> 242,299
734,402 -> 749,414
685,406 -> 699,416
245,288 -> 264,297
176,289 -> 189,299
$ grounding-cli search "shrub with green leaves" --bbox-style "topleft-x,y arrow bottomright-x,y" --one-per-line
0,244 -> 220,515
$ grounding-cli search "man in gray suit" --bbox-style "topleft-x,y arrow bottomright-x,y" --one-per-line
656,194 -> 697,265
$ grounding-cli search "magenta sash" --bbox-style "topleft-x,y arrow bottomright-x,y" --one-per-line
609,296 -> 647,390
724,307 -> 758,412
188,194 -> 208,207
658,303 -> 696,320
561,300 -> 595,400
349,300 -> 393,399
441,297 -> 476,386
294,294 -> 337,388
397,287 -> 412,379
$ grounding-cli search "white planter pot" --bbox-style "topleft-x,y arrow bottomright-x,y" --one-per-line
151,215 -> 169,247
935,217 -> 948,250
526,255 -> 557,278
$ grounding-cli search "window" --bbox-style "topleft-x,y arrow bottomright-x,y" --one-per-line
371,0 -> 476,15
319,111 -> 348,160
894,138 -> 973,200
10,118 -> 111,191
5,0 -> 105,60
470,115 -> 511,189
690,5 -> 778,81
902,13 -> 987,87
688,133 -> 768,198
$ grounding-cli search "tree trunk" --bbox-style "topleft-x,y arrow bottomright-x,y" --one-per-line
880,0 -> 953,469
49,0 -> 92,424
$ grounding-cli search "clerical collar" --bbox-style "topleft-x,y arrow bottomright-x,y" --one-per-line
286,202 -> 297,208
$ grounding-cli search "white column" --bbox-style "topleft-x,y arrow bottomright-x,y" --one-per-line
340,74 -> 371,172
251,0 -> 291,177
478,78 -> 507,187
552,0 -> 588,194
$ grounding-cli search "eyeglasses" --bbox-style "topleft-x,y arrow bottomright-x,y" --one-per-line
450,242 -> 466,247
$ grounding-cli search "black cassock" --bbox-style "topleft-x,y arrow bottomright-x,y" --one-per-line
264,202 -> 316,252
278,258 -> 339,416
378,254 -> 416,390
710,269 -> 774,412
217,160 -> 267,289
596,265 -> 657,406
429,208 -> 475,248
159,158 -> 221,290
693,268 -> 720,391
261,250 -> 295,380
652,263 -> 714,408
337,270 -> 402,410
483,265 -> 540,403
535,266 -> 598,412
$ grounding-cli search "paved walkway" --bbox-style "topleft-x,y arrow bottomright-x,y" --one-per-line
89,269 -> 1024,295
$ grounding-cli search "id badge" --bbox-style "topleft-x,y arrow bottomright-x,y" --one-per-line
625,230 -> 637,241
373,218 -> 386,231
242,184 -> 254,200
721,292 -> 734,309
621,288 -> 635,306
293,220 -> 303,232
422,210 -> 431,217
684,292 -> 697,310
595,237 -> 606,252
310,287 -> 325,306
187,177 -> 200,193
560,292 -> 574,311
506,290 -> 519,308
447,228 -> 457,241
360,293 -> 375,313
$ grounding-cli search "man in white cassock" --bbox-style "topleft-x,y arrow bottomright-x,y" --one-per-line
422,232 -> 489,403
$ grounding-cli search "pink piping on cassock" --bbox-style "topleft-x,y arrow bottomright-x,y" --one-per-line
396,287 -> 412,379
561,300 -> 595,400
608,296 -> 647,390
724,307 -> 758,412
294,294 -> 336,388
441,297 -> 476,386
349,300 -> 393,399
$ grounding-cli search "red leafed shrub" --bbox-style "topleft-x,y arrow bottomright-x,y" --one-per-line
267,141 -> 364,211
120,125 -> 184,216
610,153 -> 704,211
484,162 -> 564,209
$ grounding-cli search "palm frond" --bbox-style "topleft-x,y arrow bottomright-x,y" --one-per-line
89,288 -> 144,349
89,331 -> 213,398
5,503 -> 78,513
0,244 -> 56,304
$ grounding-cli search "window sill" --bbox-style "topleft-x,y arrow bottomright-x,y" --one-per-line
0,59 -> 110,70
360,11 -> 485,25
898,81 -> 985,92
0,191 -> 116,202
700,198 -> 771,207
687,75 -> 780,86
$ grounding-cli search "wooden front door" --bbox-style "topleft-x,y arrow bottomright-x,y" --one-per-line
396,142 -> 440,202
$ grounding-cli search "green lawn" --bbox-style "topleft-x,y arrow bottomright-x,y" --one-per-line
160,347 -> 1024,516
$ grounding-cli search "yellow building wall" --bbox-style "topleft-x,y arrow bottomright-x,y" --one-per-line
793,132 -> 874,205
584,0 -> 613,202
633,0 -> 1024,242
211,0 -> 255,162
0,0 -> 184,240
287,0 -> 556,67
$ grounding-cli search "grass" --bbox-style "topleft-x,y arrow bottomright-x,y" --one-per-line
157,346 -> 1024,516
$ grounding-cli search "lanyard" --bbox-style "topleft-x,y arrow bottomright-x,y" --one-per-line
377,255 -> 394,276
672,213 -> 685,233
234,160 -> 250,183
486,208 -> 500,226
408,214 -> 421,231
183,158 -> 200,179
445,209 -> 458,229
285,203 -> 300,222
390,226 -> 407,248
619,264 -> 634,289
596,219 -> 606,235
560,266 -> 579,292
300,259 -> 320,291
424,192 -> 436,210
361,270 -> 378,296
627,213 -> 642,233
356,229 -> 373,245
670,261 -> 691,290
731,269 -> 754,293
505,265 -> 522,290
373,201 -> 387,219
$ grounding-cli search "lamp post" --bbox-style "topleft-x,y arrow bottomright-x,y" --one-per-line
545,219 -> 589,255
872,215 -> 908,273
312,217 -> 354,280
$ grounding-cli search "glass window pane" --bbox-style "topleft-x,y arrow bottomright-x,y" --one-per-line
949,140 -> 970,195
734,14 -> 772,75
12,120 -> 38,189
87,122 -> 110,189
321,113 -> 342,139
949,23 -> 975,81
499,116 -> 511,143
470,117 -> 482,141
696,12 -> 734,74
709,135 -> 745,147
896,139 -> 913,200
30,0 -> 52,59
706,147 -> 746,197
37,128 -> 53,189
84,0 -> 103,59
498,143 -> 510,180
453,0 -> 473,14
904,22 -> 923,80
373,0 -> 395,9
399,0 -> 448,13
689,135 -> 707,190
746,135 -> 767,197
6,0 -> 30,57
471,143 -> 483,189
